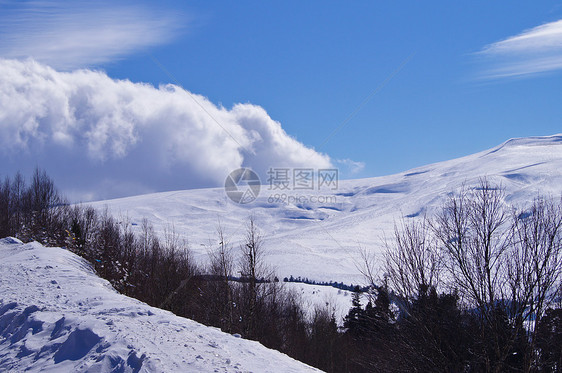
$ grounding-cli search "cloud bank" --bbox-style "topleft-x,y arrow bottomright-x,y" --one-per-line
0,59 -> 332,201
0,1 -> 183,70
477,19 -> 562,79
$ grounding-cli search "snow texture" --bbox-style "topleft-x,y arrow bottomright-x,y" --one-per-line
0,239 -> 321,372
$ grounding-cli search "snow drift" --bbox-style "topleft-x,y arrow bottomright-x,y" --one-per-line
0,238 -> 320,372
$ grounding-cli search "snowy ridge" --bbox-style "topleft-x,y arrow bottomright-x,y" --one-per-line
484,133 -> 562,155
90,134 -> 562,284
0,238 -> 320,372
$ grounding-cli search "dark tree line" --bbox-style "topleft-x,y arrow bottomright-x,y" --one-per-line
0,169 -> 66,243
283,275 -> 369,292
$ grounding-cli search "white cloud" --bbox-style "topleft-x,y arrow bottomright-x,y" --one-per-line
336,158 -> 365,175
0,59 -> 333,201
0,1 -> 183,70
477,19 -> 562,78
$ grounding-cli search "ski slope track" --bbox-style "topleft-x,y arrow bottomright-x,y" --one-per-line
0,238 -> 321,372
90,134 -> 562,284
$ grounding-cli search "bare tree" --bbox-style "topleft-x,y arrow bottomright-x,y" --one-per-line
238,216 -> 275,339
239,216 -> 262,338
207,222 -> 235,332
11,172 -> 26,234
209,222 -> 235,284
29,168 -> 63,238
432,180 -> 521,372
432,180 -> 512,312
66,204 -> 97,253
508,197 -> 562,370
384,216 -> 442,301
158,224 -> 193,310
0,176 -> 13,237
381,216 -> 466,372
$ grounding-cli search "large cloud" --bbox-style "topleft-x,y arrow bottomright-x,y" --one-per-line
0,59 -> 332,201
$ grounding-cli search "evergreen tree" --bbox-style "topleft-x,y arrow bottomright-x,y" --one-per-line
343,285 -> 363,336
536,308 -> 562,372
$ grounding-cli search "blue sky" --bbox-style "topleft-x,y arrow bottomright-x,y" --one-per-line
1,0 -> 562,200
105,0 -> 562,175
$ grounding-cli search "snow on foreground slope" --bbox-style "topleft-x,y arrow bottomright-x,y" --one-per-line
0,238 -> 321,373
90,134 -> 562,284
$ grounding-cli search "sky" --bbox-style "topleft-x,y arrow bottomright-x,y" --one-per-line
1,0 -> 562,201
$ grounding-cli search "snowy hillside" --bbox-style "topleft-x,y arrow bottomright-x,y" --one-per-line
90,134 -> 562,284
0,238 -> 321,372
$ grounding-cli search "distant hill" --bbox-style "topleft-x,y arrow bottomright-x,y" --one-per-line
90,134 -> 562,284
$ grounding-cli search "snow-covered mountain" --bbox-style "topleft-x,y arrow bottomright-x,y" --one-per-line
0,238 -> 321,372
3,134 -> 560,372
90,134 -> 562,284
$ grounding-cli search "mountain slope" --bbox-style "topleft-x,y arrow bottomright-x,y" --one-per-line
0,238 -> 321,372
90,134 -> 562,284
